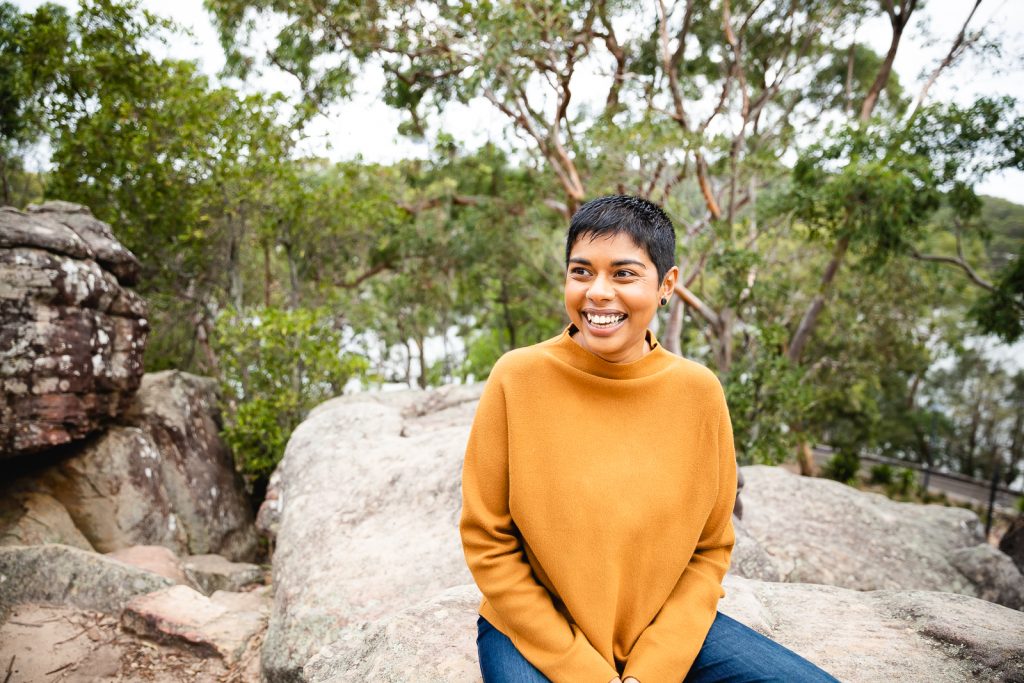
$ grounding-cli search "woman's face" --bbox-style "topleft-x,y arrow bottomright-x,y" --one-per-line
564,231 -> 676,364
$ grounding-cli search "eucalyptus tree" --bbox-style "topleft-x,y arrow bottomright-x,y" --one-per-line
206,0 -> 1021,467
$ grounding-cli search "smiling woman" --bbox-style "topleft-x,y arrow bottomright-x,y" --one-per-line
459,195 -> 841,683
564,218 -> 677,364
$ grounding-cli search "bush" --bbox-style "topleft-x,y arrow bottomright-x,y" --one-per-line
213,306 -> 369,490
869,463 -> 894,485
823,451 -> 860,484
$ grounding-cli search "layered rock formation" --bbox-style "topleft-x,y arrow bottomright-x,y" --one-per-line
260,384 -> 1024,682
1,371 -> 259,560
738,465 -> 1024,609
0,202 -> 147,457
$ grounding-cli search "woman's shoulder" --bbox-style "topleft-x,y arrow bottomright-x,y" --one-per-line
488,338 -> 556,376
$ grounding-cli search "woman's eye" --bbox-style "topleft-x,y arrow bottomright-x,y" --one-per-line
616,270 -> 636,278
569,267 -> 589,276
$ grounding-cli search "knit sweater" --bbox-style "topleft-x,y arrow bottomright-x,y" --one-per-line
459,322 -> 737,683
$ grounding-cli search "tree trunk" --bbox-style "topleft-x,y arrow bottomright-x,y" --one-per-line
664,295 -> 684,356
263,239 -> 272,307
797,440 -> 817,477
415,333 -> 428,389
787,234 -> 850,363
500,279 -> 517,350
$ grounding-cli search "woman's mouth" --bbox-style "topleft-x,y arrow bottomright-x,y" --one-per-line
583,311 -> 627,333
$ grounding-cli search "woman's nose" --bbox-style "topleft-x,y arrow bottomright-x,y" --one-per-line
587,273 -> 614,302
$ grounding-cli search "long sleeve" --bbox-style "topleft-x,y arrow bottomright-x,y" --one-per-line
459,365 -> 619,682
621,386 -> 738,683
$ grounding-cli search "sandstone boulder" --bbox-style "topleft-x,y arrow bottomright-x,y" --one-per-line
118,370 -> 259,561
261,384 -> 482,682
183,554 -> 265,595
0,490 -> 92,550
0,203 -> 147,457
121,584 -> 270,664
0,544 -> 173,620
106,545 -> 190,586
738,465 -> 1024,609
5,370 -> 259,560
304,577 -> 1024,683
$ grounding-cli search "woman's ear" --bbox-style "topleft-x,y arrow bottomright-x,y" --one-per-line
661,265 -> 680,299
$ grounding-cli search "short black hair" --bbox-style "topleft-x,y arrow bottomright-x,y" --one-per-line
565,195 -> 676,284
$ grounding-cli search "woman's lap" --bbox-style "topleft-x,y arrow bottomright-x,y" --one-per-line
476,612 -> 841,683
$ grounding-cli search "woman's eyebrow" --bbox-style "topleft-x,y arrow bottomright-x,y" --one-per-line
568,257 -> 647,269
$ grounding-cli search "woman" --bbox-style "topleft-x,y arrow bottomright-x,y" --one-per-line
459,195 -> 841,682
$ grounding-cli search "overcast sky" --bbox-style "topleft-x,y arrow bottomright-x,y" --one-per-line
15,0 -> 1024,203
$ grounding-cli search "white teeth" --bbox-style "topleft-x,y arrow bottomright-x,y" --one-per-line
586,313 -> 626,326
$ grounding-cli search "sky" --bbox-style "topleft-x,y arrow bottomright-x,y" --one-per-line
14,0 -> 1024,203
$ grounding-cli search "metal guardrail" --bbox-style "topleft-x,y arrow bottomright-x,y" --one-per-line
810,445 -> 1023,512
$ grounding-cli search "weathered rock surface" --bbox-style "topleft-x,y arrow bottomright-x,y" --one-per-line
184,554 -> 265,595
738,465 -> 1024,609
0,544 -> 173,620
0,490 -> 92,550
27,201 -> 141,285
728,517 -> 782,582
119,370 -> 259,561
304,577 -> 1024,683
261,384 -> 482,682
121,584 -> 271,663
4,370 -> 259,560
106,544 -> 190,586
0,203 -> 147,457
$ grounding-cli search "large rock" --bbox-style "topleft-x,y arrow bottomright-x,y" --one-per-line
119,370 -> 259,561
0,203 -> 147,457
183,554 -> 265,595
0,544 -> 173,620
738,465 -> 1024,609
304,577 -> 1024,683
106,545 -> 190,586
261,384 -> 482,682
0,490 -> 93,550
121,584 -> 270,663
5,371 -> 259,560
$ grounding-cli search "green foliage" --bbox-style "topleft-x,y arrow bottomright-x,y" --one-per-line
823,450 -> 860,484
887,467 -> 917,498
869,463 -> 894,485
213,306 -> 369,487
721,323 -> 812,465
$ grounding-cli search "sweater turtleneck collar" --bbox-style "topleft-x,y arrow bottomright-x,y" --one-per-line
545,322 -> 676,380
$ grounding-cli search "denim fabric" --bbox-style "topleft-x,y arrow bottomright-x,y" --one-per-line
476,612 -> 843,683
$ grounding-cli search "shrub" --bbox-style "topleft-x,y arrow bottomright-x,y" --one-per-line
869,463 -> 894,485
823,451 -> 860,484
213,306 -> 369,491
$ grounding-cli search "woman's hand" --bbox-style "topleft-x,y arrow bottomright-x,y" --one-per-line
609,678 -> 641,683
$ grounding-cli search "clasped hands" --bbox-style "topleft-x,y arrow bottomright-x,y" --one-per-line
610,678 -> 640,683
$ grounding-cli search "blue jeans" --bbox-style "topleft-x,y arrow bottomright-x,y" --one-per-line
476,612 -> 842,682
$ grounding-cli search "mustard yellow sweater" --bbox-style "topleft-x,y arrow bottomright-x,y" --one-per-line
459,322 -> 737,682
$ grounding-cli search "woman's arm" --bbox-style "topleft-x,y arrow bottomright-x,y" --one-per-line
620,383 -> 738,682
460,365 -> 619,682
